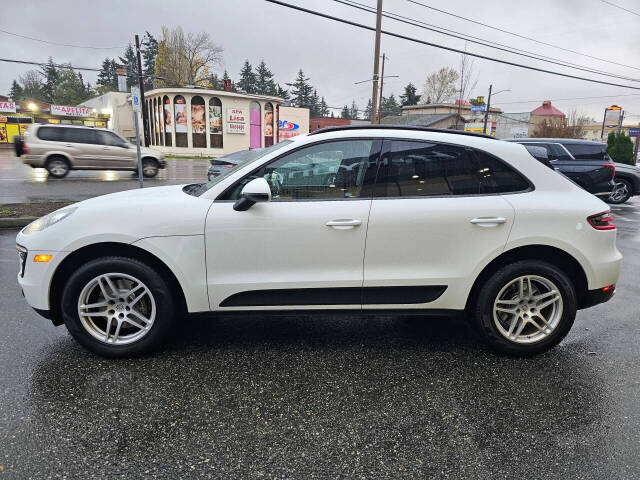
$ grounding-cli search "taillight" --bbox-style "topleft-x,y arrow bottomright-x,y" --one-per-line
587,210 -> 616,230
603,162 -> 615,180
23,143 -> 29,154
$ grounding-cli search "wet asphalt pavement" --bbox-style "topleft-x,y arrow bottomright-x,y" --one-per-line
0,150 -> 208,203
1,201 -> 640,479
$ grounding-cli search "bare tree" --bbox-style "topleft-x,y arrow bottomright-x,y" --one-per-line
19,70 -> 43,100
155,26 -> 223,87
421,67 -> 459,104
455,52 -> 478,127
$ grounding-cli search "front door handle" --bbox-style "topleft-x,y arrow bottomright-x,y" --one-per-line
326,219 -> 362,230
470,217 -> 507,227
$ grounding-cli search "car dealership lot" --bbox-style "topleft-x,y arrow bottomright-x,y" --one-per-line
1,200 -> 639,479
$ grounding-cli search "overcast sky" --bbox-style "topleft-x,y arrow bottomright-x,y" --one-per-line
4,0 -> 640,122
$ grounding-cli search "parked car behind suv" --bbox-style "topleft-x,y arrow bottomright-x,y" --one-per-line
16,126 -> 621,358
506,138 -> 615,198
15,124 -> 166,178
606,161 -> 640,204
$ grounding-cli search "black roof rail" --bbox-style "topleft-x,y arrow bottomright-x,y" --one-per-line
308,124 -> 497,139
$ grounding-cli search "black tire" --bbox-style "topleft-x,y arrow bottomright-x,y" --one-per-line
13,136 -> 24,157
608,178 -> 632,204
60,256 -> 175,358
45,156 -> 70,178
473,260 -> 577,357
141,158 -> 159,178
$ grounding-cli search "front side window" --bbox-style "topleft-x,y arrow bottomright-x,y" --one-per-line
220,140 -> 376,201
375,141 -> 481,197
96,130 -> 124,146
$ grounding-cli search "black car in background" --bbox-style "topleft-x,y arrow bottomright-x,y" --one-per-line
207,148 -> 263,181
507,138 -> 615,199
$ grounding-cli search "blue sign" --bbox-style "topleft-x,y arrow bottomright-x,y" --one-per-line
629,128 -> 639,138
470,106 -> 486,112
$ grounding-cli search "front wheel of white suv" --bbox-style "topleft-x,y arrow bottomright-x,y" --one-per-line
60,256 -> 175,358
473,260 -> 577,356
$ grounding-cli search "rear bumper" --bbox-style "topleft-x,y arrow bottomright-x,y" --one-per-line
580,285 -> 616,309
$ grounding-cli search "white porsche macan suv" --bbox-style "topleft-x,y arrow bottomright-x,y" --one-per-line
16,126 -> 621,357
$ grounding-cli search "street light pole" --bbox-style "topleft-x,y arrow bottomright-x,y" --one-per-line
483,84 -> 493,135
370,0 -> 383,123
134,34 -> 149,147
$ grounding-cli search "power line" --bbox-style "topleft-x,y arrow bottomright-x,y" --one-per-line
334,0 -> 640,83
403,0 -> 640,72
493,93 -> 640,105
263,0 -> 640,91
597,0 -> 640,16
0,28 -> 125,50
0,57 -> 102,72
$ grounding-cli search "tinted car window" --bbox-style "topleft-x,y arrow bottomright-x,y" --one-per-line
474,151 -> 531,193
96,130 -> 124,146
563,143 -> 608,160
221,140 -> 375,201
64,128 -> 98,144
37,126 -> 65,142
550,143 -> 572,160
375,141 -> 481,197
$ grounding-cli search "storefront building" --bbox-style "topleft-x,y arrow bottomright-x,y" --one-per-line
0,97 -> 109,144
144,88 -> 283,156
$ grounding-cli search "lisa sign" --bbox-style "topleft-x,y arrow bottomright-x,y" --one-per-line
227,108 -> 247,134
0,101 -> 16,113
51,105 -> 92,117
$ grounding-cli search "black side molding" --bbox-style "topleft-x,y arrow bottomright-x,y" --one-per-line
220,286 -> 447,307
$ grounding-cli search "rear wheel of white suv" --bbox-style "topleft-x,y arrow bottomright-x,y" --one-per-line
474,260 -> 577,356
60,256 -> 175,358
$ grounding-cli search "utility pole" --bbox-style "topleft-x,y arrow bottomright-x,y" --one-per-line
370,0 -> 383,124
377,53 -> 386,124
483,84 -> 493,135
135,34 -> 149,147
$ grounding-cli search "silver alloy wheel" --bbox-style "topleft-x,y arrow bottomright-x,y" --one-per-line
142,161 -> 158,176
609,181 -> 630,203
77,273 -> 156,345
493,275 -> 563,344
48,159 -> 68,176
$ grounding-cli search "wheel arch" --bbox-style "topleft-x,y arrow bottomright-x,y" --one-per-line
44,152 -> 73,166
465,244 -> 589,313
49,242 -> 187,326
614,172 -> 640,194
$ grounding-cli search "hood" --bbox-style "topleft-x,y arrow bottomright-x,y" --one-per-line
18,185 -> 212,252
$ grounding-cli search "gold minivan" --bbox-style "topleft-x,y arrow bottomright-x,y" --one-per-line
15,124 -> 166,178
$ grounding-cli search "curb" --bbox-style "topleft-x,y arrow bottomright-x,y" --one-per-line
0,217 -> 36,229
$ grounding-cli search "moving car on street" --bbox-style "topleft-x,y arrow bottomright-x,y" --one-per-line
14,124 -> 166,178
16,126 -> 621,358
506,138 -> 615,199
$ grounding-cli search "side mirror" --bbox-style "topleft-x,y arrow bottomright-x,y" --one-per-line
233,177 -> 272,211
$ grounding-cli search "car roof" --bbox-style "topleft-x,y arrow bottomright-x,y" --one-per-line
309,124 -> 497,139
507,137 -> 606,145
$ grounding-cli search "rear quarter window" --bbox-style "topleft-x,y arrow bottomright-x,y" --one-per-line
474,150 -> 531,193
563,143 -> 607,160
37,126 -> 65,142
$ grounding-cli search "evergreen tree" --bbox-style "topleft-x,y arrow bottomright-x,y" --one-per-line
319,97 -> 329,117
53,67 -> 91,105
209,73 -> 222,90
237,60 -> 256,93
349,100 -> 359,120
340,105 -> 351,119
400,82 -> 420,106
363,98 -> 372,120
381,94 -> 401,118
39,57 -> 58,103
286,69 -> 313,109
309,89 -> 321,116
276,83 -> 289,101
9,80 -> 23,101
119,44 -> 138,88
255,60 -> 277,95
608,131 -> 634,165
141,31 -> 158,91
96,58 -> 118,92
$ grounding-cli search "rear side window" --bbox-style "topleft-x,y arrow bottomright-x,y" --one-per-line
64,128 -> 97,144
37,126 -> 65,142
563,143 -> 607,160
473,151 -> 531,193
375,141 -> 481,197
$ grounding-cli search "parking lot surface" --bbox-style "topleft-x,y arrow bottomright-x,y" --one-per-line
1,201 -> 639,479
0,150 -> 208,203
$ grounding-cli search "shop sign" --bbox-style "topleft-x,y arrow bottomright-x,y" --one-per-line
227,108 -> 246,134
51,105 -> 92,117
604,105 -> 622,128
279,120 -> 300,138
0,101 -> 16,113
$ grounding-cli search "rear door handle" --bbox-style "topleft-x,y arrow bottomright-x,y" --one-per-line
326,219 -> 362,230
470,217 -> 507,227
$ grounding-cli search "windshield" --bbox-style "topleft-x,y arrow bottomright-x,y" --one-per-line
189,140 -> 294,196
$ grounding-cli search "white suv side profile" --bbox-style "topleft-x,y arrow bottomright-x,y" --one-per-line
16,126 -> 621,357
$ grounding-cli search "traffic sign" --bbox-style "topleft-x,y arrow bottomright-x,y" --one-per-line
131,86 -> 141,113
471,105 -> 486,112
629,128 -> 639,138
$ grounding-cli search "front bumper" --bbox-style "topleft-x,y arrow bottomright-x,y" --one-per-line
16,244 -> 68,312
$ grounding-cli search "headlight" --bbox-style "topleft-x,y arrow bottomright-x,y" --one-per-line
22,207 -> 77,235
